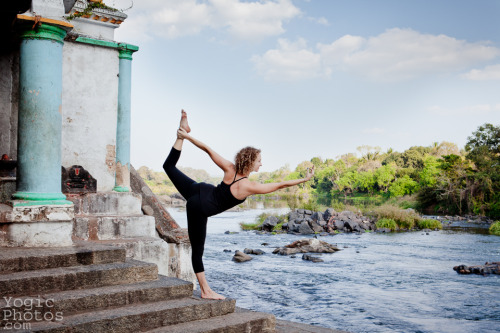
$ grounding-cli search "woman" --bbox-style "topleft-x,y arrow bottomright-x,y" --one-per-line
164,110 -> 314,300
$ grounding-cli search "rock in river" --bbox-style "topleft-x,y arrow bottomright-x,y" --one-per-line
273,238 -> 341,255
232,250 -> 253,262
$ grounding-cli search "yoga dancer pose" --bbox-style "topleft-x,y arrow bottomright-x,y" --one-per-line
164,110 -> 314,300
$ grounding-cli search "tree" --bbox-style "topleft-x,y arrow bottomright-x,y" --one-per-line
357,145 -> 381,161
356,171 -> 376,195
375,164 -> 396,192
465,123 -> 500,170
465,123 -> 500,217
435,141 -> 460,157
435,154 -> 474,215
419,155 -> 440,188
335,171 -> 358,201
388,175 -> 419,197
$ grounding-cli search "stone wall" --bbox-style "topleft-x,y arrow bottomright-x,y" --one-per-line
61,42 -> 119,191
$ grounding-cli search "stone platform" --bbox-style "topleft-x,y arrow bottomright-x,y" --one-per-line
0,243 -> 275,332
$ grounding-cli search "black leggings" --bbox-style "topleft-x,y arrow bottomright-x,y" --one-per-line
163,147 -> 207,273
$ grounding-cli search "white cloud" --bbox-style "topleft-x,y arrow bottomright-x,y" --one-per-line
115,0 -> 300,41
362,128 -> 385,135
462,64 -> 500,80
427,104 -> 499,116
252,28 -> 500,81
252,38 -> 326,80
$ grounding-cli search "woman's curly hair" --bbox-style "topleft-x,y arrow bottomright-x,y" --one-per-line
234,147 -> 261,175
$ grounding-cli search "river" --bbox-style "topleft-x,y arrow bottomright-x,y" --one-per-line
167,206 -> 500,333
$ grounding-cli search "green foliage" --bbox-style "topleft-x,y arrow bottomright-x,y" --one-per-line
489,221 -> 500,236
374,204 -> 422,229
388,175 -> 419,198
417,219 -> 443,230
375,164 -> 396,192
356,171 -> 376,194
419,155 -> 440,188
376,218 -> 398,231
239,221 -> 262,231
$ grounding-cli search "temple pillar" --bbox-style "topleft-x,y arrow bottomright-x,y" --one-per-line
113,43 -> 138,192
12,22 -> 72,206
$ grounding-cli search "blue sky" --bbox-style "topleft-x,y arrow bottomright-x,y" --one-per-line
111,0 -> 500,176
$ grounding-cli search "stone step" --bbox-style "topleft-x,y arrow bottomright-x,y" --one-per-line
0,243 -> 125,274
0,276 -> 193,323
73,215 -> 156,241
0,259 -> 158,297
67,192 -> 143,216
27,297 -> 236,333
83,237 -> 195,283
145,309 -> 276,333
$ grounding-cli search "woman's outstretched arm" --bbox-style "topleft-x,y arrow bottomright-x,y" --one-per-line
243,166 -> 315,196
177,128 -> 233,172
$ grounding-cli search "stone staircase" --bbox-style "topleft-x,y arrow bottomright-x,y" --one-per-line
0,243 -> 275,332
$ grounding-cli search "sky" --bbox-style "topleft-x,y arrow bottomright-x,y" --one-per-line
110,0 -> 500,176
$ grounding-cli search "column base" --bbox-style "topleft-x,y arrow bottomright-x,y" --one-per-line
12,191 -> 73,206
113,186 -> 130,192
0,204 -> 74,247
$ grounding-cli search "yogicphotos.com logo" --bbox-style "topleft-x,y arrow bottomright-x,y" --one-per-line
1,296 -> 63,330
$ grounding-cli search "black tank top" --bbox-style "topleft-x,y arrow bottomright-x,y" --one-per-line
199,174 -> 247,217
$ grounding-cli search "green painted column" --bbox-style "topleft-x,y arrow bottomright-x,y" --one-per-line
113,43 -> 138,192
13,23 -> 72,206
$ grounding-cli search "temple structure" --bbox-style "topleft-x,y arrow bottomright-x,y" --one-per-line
0,0 -> 193,282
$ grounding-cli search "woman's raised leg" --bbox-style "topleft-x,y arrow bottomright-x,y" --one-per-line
163,113 -> 196,199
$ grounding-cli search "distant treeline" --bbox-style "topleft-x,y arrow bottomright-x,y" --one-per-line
138,123 -> 500,218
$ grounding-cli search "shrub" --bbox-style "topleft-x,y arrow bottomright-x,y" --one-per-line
376,218 -> 398,231
239,222 -> 262,231
489,221 -> 500,236
417,219 -> 443,230
375,204 -> 422,230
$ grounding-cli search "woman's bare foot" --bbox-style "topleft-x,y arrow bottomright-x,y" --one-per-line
201,289 -> 226,300
180,109 -> 191,133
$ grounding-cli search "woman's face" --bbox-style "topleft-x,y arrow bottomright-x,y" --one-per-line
252,153 -> 262,173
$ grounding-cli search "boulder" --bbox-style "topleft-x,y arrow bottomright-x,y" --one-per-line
323,208 -> 336,221
244,248 -> 265,255
232,250 -> 253,262
344,220 -> 361,232
358,222 -> 370,230
302,254 -> 324,263
297,209 -> 305,214
310,221 -> 324,233
453,262 -> 499,275
311,211 -> 324,222
288,221 -> 299,233
304,209 -> 313,215
272,238 -> 341,255
298,222 -> 314,235
334,220 -> 344,230
288,210 -> 300,222
262,216 -> 279,232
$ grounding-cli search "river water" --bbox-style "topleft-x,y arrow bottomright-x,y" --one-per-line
167,206 -> 500,333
